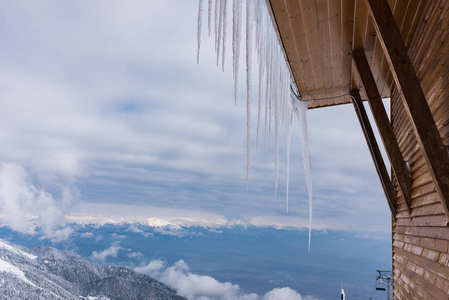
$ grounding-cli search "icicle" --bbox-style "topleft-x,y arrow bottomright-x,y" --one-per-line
256,11 -> 265,149
274,98 -> 279,202
214,0 -> 219,52
232,0 -> 236,79
274,66 -> 281,202
233,0 -> 242,104
222,0 -> 227,71
217,0 -> 223,66
208,0 -> 212,37
264,33 -> 271,149
286,106 -> 293,214
256,60 -> 263,148
268,34 -> 274,147
197,0 -> 204,64
294,99 -> 313,252
245,0 -> 253,192
197,0 -> 314,252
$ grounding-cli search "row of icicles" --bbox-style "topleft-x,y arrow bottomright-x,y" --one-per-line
197,0 -> 313,252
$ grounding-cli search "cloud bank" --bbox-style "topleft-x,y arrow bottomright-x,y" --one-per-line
135,259 -> 320,300
90,242 -> 122,261
0,163 -> 76,241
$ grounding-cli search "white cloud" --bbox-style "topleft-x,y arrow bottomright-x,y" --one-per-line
127,251 -> 144,259
64,201 -> 390,234
40,227 -> 74,243
0,163 -> 76,240
66,202 -> 229,228
90,242 -> 122,261
135,259 -> 319,300
111,233 -> 126,239
80,232 -> 94,238
127,224 -> 152,237
262,287 -> 320,300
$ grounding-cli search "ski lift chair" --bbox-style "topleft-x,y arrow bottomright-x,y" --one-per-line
375,278 -> 387,291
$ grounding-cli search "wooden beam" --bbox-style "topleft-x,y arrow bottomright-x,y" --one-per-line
350,90 -> 397,217
353,48 -> 412,215
365,0 -> 449,219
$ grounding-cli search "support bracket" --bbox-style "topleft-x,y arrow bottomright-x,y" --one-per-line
365,0 -> 449,220
350,90 -> 397,217
353,48 -> 412,215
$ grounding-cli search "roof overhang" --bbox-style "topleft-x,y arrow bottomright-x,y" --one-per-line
267,0 -> 428,109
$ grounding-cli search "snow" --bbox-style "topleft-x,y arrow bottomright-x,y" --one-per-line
0,258 -> 37,287
0,239 -> 37,260
146,217 -> 181,228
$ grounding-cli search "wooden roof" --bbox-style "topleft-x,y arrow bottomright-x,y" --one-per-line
267,0 -> 428,109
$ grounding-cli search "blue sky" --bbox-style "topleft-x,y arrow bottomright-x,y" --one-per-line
0,0 -> 392,240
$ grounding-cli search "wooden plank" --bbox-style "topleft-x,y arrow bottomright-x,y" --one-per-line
412,192 -> 440,209
412,205 -> 447,218
316,0 -> 334,94
395,224 -> 449,239
374,0 -> 396,97
341,0 -> 355,93
298,0 -> 326,95
408,0 -> 440,62
410,181 -> 436,199
410,2 -> 445,74
351,0 -> 369,94
393,256 -> 446,300
365,0 -> 449,220
353,48 -> 413,214
381,0 -> 416,99
280,0 -> 310,96
394,232 -> 449,253
352,0 -> 369,51
328,0 -> 343,91
350,90 -> 397,216
267,0 -> 309,97
395,246 -> 449,286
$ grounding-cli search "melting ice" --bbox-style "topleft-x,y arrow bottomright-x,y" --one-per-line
197,0 -> 313,251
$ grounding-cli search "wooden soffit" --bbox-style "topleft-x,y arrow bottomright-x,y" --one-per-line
267,0 -> 428,109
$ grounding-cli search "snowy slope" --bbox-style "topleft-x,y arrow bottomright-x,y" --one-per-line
0,239 -> 186,300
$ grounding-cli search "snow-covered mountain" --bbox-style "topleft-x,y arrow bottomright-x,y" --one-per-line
0,239 -> 186,300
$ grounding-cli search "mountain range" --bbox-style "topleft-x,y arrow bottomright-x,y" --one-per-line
0,239 -> 186,300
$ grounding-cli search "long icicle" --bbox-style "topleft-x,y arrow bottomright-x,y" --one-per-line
274,69 -> 279,202
208,0 -> 212,36
216,0 -> 223,66
232,0 -> 237,79
296,99 -> 313,252
197,0 -> 204,64
245,0 -> 253,193
214,0 -> 219,52
234,0 -> 242,104
222,0 -> 227,71
256,8 -> 266,149
264,31 -> 271,149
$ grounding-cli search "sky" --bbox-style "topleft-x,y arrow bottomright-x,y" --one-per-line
0,0 -> 392,240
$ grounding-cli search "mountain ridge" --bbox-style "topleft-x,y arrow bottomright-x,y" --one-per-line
0,239 -> 186,300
